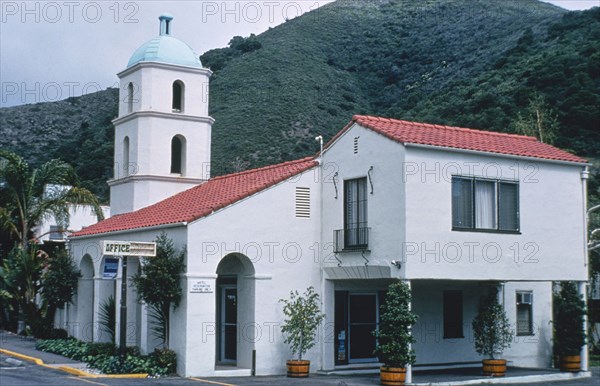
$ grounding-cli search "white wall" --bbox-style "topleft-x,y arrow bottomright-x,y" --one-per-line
118,64 -> 211,118
320,123 -> 407,277
411,280 -> 482,366
403,146 -> 587,281
68,226 -> 188,348
34,204 -> 110,243
502,282 -> 554,368
182,167 -> 322,377
410,281 -> 553,368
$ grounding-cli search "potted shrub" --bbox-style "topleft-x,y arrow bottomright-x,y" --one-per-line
553,282 -> 586,372
472,288 -> 513,377
280,286 -> 325,378
373,281 -> 418,386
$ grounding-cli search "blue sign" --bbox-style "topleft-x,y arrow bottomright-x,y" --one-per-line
103,258 -> 119,280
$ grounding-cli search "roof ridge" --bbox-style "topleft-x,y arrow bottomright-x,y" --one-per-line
209,156 -> 316,182
352,115 -> 539,142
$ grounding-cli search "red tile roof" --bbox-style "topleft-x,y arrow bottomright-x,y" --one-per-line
72,157 -> 318,237
326,115 -> 587,164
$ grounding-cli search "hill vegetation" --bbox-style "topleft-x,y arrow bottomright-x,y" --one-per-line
0,0 -> 598,203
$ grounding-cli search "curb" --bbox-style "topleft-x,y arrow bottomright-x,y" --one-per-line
0,348 -> 148,379
0,348 -> 44,365
411,370 -> 592,385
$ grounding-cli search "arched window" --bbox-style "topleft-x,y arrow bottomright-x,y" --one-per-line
127,82 -> 134,113
172,81 -> 184,112
123,136 -> 130,177
171,135 -> 185,174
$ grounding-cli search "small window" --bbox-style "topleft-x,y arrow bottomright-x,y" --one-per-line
295,187 -> 310,218
170,136 -> 185,174
516,291 -> 533,336
123,136 -> 130,177
443,290 -> 463,339
452,176 -> 519,232
49,225 -> 64,240
353,137 -> 359,154
172,80 -> 184,112
127,83 -> 134,113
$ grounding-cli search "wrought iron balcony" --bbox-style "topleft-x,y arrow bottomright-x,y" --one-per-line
333,227 -> 370,253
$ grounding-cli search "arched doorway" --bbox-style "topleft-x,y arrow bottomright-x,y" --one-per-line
77,254 -> 95,341
215,253 -> 255,368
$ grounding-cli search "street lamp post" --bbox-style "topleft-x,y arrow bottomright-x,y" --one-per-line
119,255 -> 128,357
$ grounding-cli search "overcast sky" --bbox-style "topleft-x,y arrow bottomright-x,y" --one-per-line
0,0 -> 598,108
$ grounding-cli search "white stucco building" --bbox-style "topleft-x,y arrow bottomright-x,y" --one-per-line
33,185 -> 110,244
65,15 -> 590,379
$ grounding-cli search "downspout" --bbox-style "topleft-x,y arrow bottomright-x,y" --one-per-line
582,167 -> 590,268
581,167 -> 590,371
315,135 -> 325,372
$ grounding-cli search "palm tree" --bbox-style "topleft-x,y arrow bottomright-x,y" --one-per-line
0,149 -> 104,335
0,149 -> 104,251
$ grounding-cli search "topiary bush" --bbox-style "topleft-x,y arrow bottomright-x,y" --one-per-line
554,281 -> 586,357
373,281 -> 418,368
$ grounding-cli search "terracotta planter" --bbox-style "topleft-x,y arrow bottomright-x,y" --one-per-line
559,355 -> 581,372
482,359 -> 507,377
286,360 -> 310,378
380,366 -> 406,386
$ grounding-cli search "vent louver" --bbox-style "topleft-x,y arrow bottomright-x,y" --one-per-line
295,187 -> 310,218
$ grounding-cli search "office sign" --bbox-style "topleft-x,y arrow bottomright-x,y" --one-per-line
190,280 -> 213,293
102,241 -> 157,257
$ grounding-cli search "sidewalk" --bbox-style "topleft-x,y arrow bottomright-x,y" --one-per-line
0,330 -> 595,385
0,331 -> 80,364
0,330 -> 146,377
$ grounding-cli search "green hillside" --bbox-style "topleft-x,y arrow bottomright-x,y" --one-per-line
1,0 -> 598,202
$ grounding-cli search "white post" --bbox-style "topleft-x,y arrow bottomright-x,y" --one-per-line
577,281 -> 589,371
406,280 -> 412,384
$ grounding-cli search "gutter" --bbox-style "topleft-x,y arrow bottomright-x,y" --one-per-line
404,143 -> 590,167
69,221 -> 187,240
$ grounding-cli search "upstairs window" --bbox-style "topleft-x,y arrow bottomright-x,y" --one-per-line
127,82 -> 134,113
516,291 -> 533,336
344,178 -> 368,248
172,80 -> 184,112
170,136 -> 185,174
123,136 -> 130,177
49,225 -> 64,240
452,176 -> 519,232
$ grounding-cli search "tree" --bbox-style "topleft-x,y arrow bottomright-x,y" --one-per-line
373,281 -> 418,368
514,92 -> 559,145
472,289 -> 513,359
279,286 -> 325,361
1,245 -> 79,337
39,247 -> 81,328
131,233 -> 186,349
0,149 -> 104,252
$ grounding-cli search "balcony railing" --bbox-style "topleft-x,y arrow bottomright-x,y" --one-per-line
334,227 -> 370,253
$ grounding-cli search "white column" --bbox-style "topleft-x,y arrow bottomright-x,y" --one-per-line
578,281 -> 589,371
139,302 -> 149,354
406,280 -> 412,384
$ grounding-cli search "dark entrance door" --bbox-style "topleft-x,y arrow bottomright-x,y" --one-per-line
348,293 -> 378,362
219,285 -> 237,363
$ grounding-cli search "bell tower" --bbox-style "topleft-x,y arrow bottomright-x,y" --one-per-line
109,14 -> 213,215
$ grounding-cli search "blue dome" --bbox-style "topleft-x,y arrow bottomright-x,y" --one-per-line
127,15 -> 202,69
